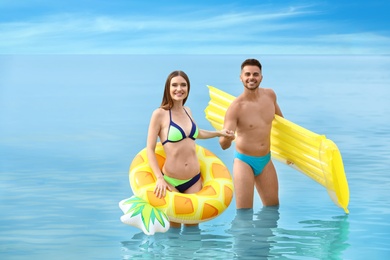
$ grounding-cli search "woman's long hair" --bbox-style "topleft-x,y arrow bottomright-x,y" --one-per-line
160,70 -> 190,110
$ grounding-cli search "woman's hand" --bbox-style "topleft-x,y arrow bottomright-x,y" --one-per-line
220,129 -> 235,139
154,176 -> 172,198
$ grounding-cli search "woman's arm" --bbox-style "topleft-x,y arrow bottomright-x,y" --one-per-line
198,128 -> 234,139
185,106 -> 235,140
146,109 -> 171,198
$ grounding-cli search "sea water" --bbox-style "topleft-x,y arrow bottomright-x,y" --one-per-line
1,55 -> 389,259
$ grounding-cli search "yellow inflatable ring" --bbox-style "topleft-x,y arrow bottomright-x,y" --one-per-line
129,142 -> 234,224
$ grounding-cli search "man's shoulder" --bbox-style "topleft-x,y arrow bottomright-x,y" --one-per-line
230,96 -> 244,107
262,87 -> 276,96
226,97 -> 242,116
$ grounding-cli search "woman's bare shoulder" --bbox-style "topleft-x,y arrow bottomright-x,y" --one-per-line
184,106 -> 193,114
151,107 -> 167,118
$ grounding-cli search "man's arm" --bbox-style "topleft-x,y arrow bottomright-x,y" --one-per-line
271,89 -> 283,117
275,101 -> 283,117
219,103 -> 237,150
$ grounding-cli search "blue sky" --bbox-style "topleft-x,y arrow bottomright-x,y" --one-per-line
0,0 -> 389,55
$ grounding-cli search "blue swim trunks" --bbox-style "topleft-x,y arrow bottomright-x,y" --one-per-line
234,150 -> 271,176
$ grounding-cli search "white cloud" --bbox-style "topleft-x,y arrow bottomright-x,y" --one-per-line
0,6 -> 389,54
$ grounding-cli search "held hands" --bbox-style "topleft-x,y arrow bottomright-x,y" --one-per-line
219,129 -> 235,140
154,176 -> 172,198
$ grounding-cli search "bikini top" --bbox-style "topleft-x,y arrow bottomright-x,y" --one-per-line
162,108 -> 199,145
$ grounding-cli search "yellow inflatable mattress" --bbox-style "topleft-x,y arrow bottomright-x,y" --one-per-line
204,85 -> 349,213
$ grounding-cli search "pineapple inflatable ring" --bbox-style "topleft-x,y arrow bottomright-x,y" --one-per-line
129,142 -> 234,224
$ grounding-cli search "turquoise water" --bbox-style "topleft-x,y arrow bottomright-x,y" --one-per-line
1,55 -> 389,259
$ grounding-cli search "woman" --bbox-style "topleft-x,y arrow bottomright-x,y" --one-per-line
146,70 -> 234,227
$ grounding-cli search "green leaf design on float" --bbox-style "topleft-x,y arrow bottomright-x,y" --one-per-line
119,196 -> 170,235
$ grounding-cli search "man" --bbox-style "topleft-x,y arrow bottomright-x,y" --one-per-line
219,58 -> 283,208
